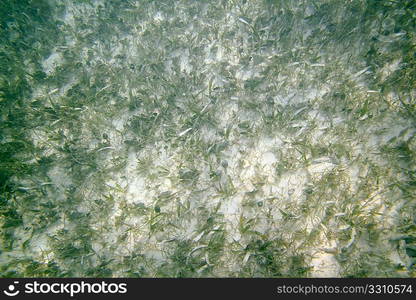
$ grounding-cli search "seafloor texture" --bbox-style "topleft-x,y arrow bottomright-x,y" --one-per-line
1,0 -> 415,277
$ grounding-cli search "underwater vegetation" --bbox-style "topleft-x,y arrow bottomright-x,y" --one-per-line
0,0 -> 415,277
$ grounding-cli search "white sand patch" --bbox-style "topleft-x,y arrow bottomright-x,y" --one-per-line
261,152 -> 277,165
154,11 -> 165,23
217,101 -> 239,128
42,52 -> 63,75
30,221 -> 64,255
380,59 -> 401,81
220,194 -> 244,242
47,165 -> 72,190
125,176 -> 146,205
310,251 -> 340,277
200,125 -> 219,144
275,169 -> 309,201
220,195 -> 243,226
307,157 -> 336,177
179,49 -> 192,74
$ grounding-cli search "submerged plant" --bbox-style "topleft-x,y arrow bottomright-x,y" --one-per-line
0,0 -> 415,278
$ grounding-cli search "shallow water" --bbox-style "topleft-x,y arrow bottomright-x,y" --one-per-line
0,0 -> 415,277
